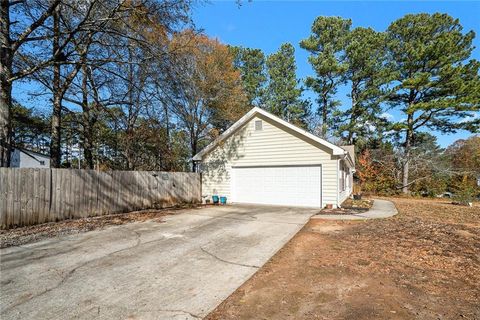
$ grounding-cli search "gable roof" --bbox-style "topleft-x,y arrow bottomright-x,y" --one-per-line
193,107 -> 351,163
14,147 -> 50,162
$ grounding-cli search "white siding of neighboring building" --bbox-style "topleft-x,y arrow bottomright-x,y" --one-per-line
10,149 -> 50,168
201,114 -> 345,208
10,149 -> 21,167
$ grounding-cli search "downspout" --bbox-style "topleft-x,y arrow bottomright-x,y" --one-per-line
320,164 -> 323,208
336,158 -> 340,208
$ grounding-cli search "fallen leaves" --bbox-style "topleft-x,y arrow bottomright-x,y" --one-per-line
0,208 -> 180,248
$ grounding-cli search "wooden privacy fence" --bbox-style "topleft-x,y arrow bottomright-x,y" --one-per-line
0,168 -> 201,229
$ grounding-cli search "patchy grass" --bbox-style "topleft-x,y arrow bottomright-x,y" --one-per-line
206,198 -> 480,320
0,206 -> 198,248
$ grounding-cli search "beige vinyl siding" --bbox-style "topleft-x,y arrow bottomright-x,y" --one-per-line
339,175 -> 352,204
338,160 -> 352,205
201,114 -> 341,207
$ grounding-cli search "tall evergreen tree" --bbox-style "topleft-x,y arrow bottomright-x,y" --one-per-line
265,43 -> 309,127
336,27 -> 390,145
385,13 -> 480,193
229,46 -> 267,107
11,104 -> 50,153
300,16 -> 351,137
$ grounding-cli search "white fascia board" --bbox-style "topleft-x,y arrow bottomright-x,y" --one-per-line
192,107 -> 258,161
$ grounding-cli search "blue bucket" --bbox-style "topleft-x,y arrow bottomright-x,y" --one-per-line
220,196 -> 227,205
212,195 -> 219,204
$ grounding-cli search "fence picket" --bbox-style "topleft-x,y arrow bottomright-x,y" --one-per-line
0,168 -> 200,229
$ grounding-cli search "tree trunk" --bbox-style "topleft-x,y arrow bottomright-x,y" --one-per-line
83,139 -> 94,169
402,113 -> 414,194
191,132 -> 197,172
80,57 -> 94,169
82,106 -> 96,170
163,104 -> 171,171
0,73 -> 12,167
50,95 -> 62,167
50,6 -> 62,167
125,136 -> 135,170
82,118 -> 95,170
321,96 -> 328,138
346,85 -> 358,145
0,1 -> 12,167
124,122 -> 135,170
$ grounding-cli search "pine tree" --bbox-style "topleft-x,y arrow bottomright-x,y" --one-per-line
229,46 -> 267,107
336,27 -> 390,145
265,43 -> 309,127
300,16 -> 351,137
385,13 -> 480,193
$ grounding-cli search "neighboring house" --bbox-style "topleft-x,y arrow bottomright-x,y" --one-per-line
193,107 -> 355,208
10,148 -> 50,168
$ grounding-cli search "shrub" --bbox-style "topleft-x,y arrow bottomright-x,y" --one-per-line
453,182 -> 476,205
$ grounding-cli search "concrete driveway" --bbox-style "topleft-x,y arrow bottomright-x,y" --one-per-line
0,205 -> 316,320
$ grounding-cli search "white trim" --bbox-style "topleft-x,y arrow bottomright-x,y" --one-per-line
320,164 -> 323,208
192,107 -> 347,161
230,166 -> 236,203
336,158 -> 340,208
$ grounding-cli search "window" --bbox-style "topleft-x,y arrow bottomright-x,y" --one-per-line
255,120 -> 263,131
339,160 -> 346,191
39,161 -> 45,165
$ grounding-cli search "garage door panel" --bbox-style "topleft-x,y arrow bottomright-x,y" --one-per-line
232,166 -> 321,208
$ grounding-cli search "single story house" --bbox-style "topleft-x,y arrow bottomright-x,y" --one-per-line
10,147 -> 50,168
193,107 -> 355,208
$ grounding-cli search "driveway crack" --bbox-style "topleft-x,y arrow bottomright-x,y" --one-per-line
156,309 -> 202,319
2,228 -> 142,313
200,246 -> 260,269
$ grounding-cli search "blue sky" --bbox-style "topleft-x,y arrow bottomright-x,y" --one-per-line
192,0 -> 480,147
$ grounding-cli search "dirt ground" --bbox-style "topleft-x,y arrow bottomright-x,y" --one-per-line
0,208 -> 183,248
206,198 -> 480,320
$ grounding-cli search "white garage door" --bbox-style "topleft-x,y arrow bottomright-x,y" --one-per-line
232,166 -> 321,208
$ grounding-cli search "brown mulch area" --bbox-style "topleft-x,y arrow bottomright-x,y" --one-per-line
342,198 -> 374,209
317,208 -> 366,215
317,198 -> 374,215
0,206 -> 196,248
206,198 -> 480,320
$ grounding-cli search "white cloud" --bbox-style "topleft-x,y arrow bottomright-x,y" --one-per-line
384,130 -> 396,136
365,120 -> 376,132
457,113 -> 479,123
379,112 -> 394,120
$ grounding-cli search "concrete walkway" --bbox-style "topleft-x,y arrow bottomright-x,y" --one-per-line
312,199 -> 398,220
